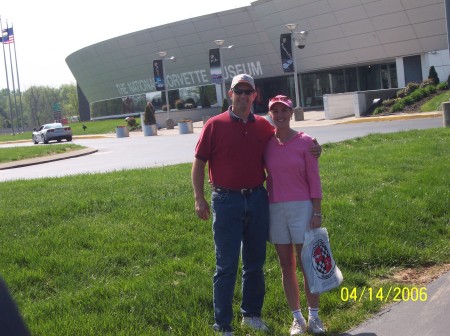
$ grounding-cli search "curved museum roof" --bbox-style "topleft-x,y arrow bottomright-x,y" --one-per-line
65,0 -> 447,103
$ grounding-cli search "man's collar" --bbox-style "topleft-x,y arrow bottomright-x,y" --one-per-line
228,107 -> 255,122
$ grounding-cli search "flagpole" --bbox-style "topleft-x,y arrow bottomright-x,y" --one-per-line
11,24 -> 24,133
0,16 -> 15,135
6,21 -> 19,133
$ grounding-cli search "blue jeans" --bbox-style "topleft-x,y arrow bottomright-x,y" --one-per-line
211,186 -> 269,332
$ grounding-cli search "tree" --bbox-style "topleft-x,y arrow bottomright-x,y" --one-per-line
59,84 -> 79,118
428,66 -> 440,85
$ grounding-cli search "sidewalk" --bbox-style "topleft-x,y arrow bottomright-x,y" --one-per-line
342,269 -> 450,336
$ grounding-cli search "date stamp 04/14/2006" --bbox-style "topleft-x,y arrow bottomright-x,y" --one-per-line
340,286 -> 428,302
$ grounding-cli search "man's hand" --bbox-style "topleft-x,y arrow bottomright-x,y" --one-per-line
195,197 -> 210,220
309,138 -> 322,158
192,158 -> 210,220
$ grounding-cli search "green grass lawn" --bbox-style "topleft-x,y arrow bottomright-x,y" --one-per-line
0,144 -> 85,164
0,128 -> 449,335
421,90 -> 450,112
0,118 -> 136,143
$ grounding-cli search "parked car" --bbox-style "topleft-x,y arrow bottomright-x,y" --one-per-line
32,123 -> 72,144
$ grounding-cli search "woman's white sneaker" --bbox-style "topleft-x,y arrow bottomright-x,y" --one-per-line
290,318 -> 307,335
307,316 -> 326,334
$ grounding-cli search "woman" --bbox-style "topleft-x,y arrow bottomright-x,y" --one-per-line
264,95 -> 325,335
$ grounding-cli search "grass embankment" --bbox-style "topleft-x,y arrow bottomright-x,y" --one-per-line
421,90 -> 450,112
0,128 -> 449,335
0,144 -> 85,164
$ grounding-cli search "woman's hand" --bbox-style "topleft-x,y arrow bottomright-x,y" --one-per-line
310,214 -> 322,229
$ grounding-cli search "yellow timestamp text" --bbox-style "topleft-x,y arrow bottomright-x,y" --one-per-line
340,286 -> 427,302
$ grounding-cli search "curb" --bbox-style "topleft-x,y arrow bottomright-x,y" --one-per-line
340,112 -> 442,124
0,147 -> 98,170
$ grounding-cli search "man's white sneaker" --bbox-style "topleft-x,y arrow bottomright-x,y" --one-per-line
241,316 -> 269,331
308,316 -> 326,334
290,318 -> 307,335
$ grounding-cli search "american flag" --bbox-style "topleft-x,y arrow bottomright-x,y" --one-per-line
2,27 -> 14,44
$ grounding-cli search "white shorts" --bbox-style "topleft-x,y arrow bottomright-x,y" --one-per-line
269,201 -> 313,244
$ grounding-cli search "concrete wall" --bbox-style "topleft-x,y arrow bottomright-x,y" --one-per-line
323,92 -> 355,119
153,106 -> 222,127
324,89 -> 399,119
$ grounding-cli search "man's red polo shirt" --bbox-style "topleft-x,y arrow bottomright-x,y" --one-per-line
195,110 -> 274,189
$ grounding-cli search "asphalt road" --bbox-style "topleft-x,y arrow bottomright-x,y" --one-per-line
0,117 -> 442,182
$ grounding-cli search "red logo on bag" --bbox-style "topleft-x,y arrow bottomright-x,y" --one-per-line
312,239 -> 334,279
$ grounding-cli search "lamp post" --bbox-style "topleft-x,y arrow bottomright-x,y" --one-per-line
284,24 -> 307,108
213,40 -> 233,102
157,51 -> 176,125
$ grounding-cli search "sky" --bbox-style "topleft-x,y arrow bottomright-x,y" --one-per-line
0,0 -> 252,90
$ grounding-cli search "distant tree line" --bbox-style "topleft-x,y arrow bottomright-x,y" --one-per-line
0,84 -> 78,130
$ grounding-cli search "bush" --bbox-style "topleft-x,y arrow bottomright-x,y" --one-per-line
396,88 -> 407,99
373,106 -> 385,115
126,117 -> 136,127
424,85 -> 436,95
382,98 -> 397,107
403,96 -> 414,106
409,89 -> 425,102
390,100 -> 405,113
185,98 -> 197,109
420,78 -> 435,88
428,65 -> 440,85
436,82 -> 449,90
397,83 -> 418,98
175,99 -> 185,110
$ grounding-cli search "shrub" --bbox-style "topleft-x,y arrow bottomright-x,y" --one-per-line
390,100 -> 405,113
396,88 -> 407,98
428,65 -> 440,85
397,83 -> 418,98
126,117 -> 136,127
420,78 -> 435,88
403,96 -> 414,106
437,82 -> 449,90
447,74 -> 450,87
410,89 -> 425,102
406,82 -> 419,92
175,99 -> 185,110
185,98 -> 197,109
424,85 -> 436,95
373,106 -> 385,115
382,98 -> 397,107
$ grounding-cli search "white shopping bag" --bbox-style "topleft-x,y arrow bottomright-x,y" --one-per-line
301,227 -> 343,294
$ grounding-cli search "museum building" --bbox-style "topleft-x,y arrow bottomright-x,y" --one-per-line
65,0 -> 450,121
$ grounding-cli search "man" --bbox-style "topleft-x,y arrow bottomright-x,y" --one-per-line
191,74 -> 320,335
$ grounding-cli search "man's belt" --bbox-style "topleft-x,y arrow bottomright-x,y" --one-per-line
211,185 -> 263,196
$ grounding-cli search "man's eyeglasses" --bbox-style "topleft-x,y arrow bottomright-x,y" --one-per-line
232,88 -> 255,95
